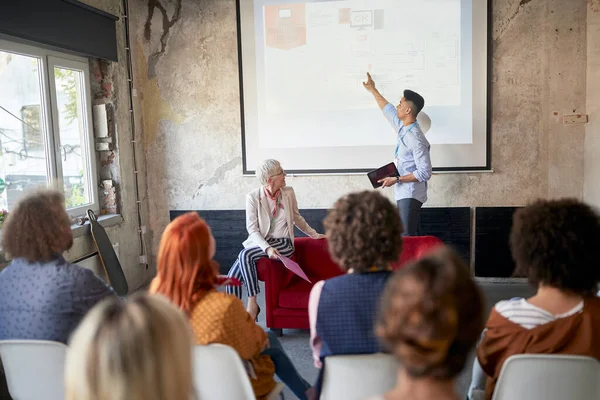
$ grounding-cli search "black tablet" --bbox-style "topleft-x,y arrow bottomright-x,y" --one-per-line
367,162 -> 400,188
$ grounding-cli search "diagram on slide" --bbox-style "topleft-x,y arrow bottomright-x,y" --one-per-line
252,0 -> 472,148
262,0 -> 460,110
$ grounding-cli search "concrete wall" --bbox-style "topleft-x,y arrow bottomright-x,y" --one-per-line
61,0 -> 152,291
584,0 -> 600,208
129,0 -> 589,261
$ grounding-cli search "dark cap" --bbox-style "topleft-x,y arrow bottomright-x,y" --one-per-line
404,89 -> 425,115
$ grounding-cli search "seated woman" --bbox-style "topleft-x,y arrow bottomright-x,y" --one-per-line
308,191 -> 403,388
370,247 -> 484,400
0,189 -> 116,343
226,159 -> 324,321
470,199 -> 600,400
150,212 -> 310,400
65,294 -> 194,400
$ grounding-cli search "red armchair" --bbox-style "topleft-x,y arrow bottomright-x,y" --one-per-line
256,235 -> 443,334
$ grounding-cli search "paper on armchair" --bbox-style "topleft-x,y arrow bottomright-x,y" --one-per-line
277,255 -> 311,283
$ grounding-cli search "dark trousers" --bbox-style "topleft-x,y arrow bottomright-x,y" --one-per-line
397,198 -> 423,236
263,330 -> 310,400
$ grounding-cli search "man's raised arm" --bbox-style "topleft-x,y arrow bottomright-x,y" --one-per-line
362,72 -> 390,110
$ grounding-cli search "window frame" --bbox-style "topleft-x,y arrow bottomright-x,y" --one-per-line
0,38 -> 99,218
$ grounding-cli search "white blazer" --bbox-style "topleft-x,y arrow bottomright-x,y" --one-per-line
243,186 -> 319,251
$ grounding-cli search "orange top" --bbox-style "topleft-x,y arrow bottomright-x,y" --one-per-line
189,290 -> 276,399
477,296 -> 600,399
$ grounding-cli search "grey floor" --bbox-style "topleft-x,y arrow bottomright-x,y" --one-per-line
248,280 -> 535,399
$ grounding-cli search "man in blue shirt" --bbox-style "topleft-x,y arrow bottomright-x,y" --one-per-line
363,72 -> 432,235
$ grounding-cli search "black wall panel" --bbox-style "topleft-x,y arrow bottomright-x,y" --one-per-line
170,207 -> 471,274
475,207 -> 521,278
419,207 -> 471,264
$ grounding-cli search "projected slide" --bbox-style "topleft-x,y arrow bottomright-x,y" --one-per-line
239,0 -> 489,172
264,3 -> 460,110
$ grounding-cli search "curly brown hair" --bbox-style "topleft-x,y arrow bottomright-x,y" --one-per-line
324,191 -> 403,272
2,189 -> 73,262
510,198 -> 600,295
376,246 -> 483,379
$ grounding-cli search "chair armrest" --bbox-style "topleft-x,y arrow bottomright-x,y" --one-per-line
257,258 -> 295,326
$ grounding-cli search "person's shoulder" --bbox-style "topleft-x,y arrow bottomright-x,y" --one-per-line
0,259 -> 24,276
32,257 -> 88,279
281,186 -> 296,201
383,102 -> 396,112
323,273 -> 352,287
494,297 -> 527,313
584,295 -> 600,312
309,280 -> 326,296
247,187 -> 262,198
406,125 -> 429,144
60,259 -> 96,277
198,291 -> 244,311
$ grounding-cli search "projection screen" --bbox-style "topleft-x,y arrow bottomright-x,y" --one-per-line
237,0 -> 490,173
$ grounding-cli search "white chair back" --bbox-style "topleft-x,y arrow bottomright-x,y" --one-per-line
0,340 -> 67,400
193,343 -> 284,400
492,354 -> 600,400
320,353 -> 400,400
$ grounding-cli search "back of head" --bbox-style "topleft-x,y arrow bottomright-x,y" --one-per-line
65,294 -> 195,400
2,188 -> 73,262
153,212 -> 218,313
510,198 -> 600,295
324,190 -> 403,272
403,89 -> 425,115
377,247 -> 483,379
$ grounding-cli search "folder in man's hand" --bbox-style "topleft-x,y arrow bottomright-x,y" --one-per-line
367,162 -> 400,188
277,255 -> 312,283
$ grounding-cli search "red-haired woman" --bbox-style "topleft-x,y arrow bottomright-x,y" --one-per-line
150,212 -> 309,400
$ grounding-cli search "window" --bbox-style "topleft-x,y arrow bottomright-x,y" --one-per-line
0,39 -> 98,217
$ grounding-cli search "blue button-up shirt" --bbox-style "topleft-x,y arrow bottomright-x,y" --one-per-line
0,255 -> 116,343
382,103 -> 432,203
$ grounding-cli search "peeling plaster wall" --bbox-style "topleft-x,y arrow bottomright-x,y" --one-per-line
130,0 -> 588,259
584,0 -> 600,208
60,0 -> 152,291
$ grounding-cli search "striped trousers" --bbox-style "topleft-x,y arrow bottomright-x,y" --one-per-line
226,237 -> 294,298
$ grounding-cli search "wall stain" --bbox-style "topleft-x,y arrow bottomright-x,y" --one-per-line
144,0 -> 183,78
591,0 -> 600,13
494,0 -> 536,45
100,151 -> 116,167
136,40 -> 184,150
192,157 -> 242,199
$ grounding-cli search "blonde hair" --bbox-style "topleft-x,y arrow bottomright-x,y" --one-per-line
65,294 -> 195,400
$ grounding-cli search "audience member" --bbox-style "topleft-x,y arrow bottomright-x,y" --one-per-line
150,212 -> 310,400
470,199 -> 600,399
65,294 -> 194,400
370,247 -> 484,400
0,189 -> 116,343
226,159 -> 324,321
308,191 -> 403,394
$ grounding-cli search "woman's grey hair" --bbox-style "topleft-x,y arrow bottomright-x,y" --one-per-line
256,159 -> 281,186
